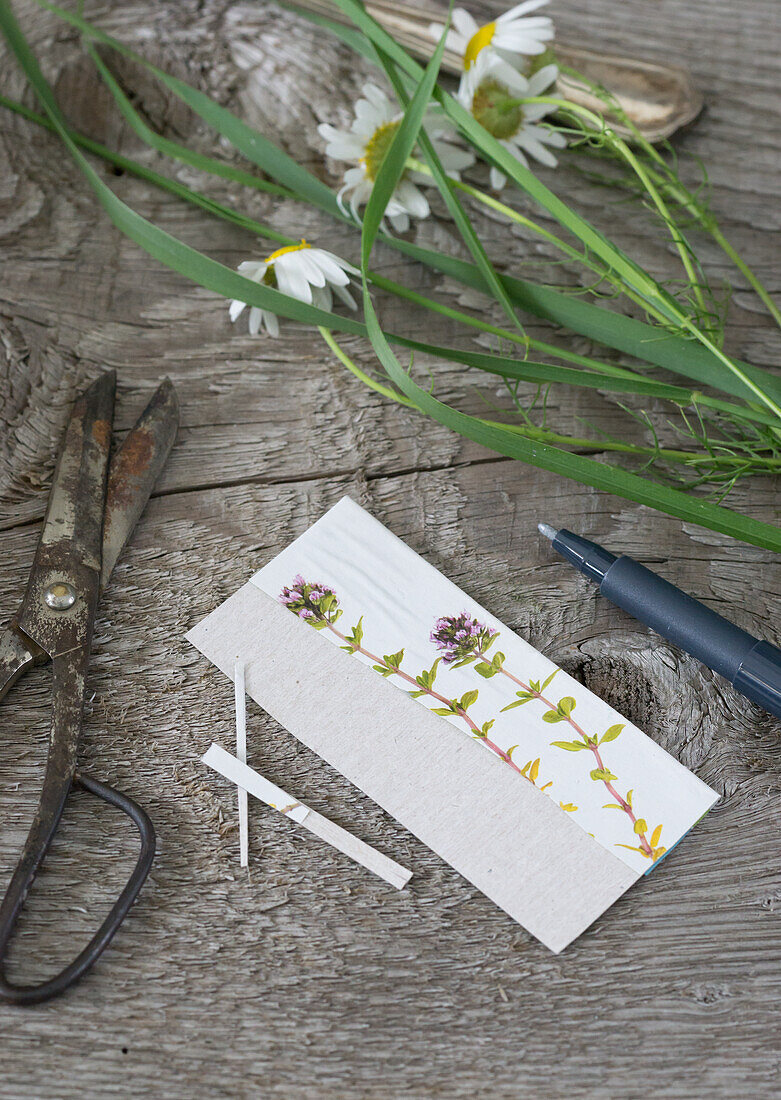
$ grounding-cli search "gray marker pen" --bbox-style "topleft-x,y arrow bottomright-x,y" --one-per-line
539,523 -> 781,722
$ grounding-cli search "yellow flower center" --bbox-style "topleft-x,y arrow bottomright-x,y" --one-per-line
464,22 -> 496,70
361,119 -> 401,181
265,239 -> 310,263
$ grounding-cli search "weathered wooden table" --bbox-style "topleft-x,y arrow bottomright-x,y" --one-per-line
1,1 -> 779,1095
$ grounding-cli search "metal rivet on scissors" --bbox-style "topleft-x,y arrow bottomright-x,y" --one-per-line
0,372 -> 179,1006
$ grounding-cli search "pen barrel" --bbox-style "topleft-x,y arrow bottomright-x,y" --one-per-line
601,557 -> 757,681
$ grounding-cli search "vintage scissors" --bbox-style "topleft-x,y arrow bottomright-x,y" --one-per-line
0,371 -> 178,1005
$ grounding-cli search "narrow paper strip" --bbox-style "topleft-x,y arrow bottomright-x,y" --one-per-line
202,743 -> 413,890
234,660 -> 249,868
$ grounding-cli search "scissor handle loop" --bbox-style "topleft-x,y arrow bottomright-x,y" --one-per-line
0,773 -> 155,1006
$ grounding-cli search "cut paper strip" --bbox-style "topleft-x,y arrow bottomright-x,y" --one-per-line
187,497 -> 718,952
202,743 -> 413,890
234,660 -> 249,868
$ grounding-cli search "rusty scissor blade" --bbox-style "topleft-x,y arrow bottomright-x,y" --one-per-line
16,371 -> 115,659
101,378 -> 179,588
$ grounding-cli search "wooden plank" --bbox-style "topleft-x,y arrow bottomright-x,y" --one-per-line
0,0 -> 779,1095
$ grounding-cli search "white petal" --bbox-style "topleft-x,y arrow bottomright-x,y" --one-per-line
294,250 -> 328,287
362,83 -> 393,118
446,31 -> 469,54
432,139 -> 475,173
452,8 -> 479,37
496,61 -> 531,93
229,298 -> 247,322
473,52 -> 529,92
502,17 -> 554,30
320,125 -> 364,160
353,95 -> 386,139
275,258 -> 313,303
494,32 -> 550,54
499,0 -> 550,22
505,138 -> 529,169
314,248 -> 360,276
538,127 -> 567,148
527,64 -> 559,95
318,123 -> 345,143
248,307 -> 263,336
333,283 -> 357,311
311,284 -> 333,312
395,179 -> 430,218
262,310 -> 279,338
456,72 -> 475,108
516,127 -> 559,166
343,166 -> 368,187
522,103 -> 551,122
489,165 -> 508,190
389,211 -> 410,232
236,260 -> 266,278
309,251 -> 352,285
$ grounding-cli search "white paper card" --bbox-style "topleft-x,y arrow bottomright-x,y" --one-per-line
187,497 -> 718,951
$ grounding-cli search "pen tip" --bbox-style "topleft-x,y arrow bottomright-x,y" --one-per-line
537,522 -> 557,541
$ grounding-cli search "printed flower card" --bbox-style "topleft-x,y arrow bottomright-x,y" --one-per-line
187,497 -> 718,952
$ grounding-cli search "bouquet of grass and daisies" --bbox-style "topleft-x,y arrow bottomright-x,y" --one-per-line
1,0 -> 780,550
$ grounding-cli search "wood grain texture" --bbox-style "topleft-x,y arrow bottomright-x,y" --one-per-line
0,0 -> 779,1096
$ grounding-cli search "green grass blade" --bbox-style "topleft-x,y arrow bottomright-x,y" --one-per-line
375,42 -> 524,336
37,0 -> 342,219
389,336 -> 776,416
381,341 -> 781,552
389,238 -> 781,407
0,0 -> 366,335
85,44 -> 294,199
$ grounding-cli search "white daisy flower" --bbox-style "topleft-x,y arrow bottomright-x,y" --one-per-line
430,1 -> 554,74
458,54 -> 566,190
228,240 -> 358,337
318,83 -> 475,232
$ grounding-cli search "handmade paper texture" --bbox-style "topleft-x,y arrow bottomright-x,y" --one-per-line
188,586 -> 637,952
249,498 -> 718,875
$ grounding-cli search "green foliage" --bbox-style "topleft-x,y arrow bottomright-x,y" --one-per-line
541,695 -> 577,722
501,690 -> 536,712
459,689 -> 479,711
590,767 -> 618,782
410,657 -> 441,698
600,723 -> 625,744
3,0 -> 781,552
474,651 -> 505,678
341,616 -> 365,654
